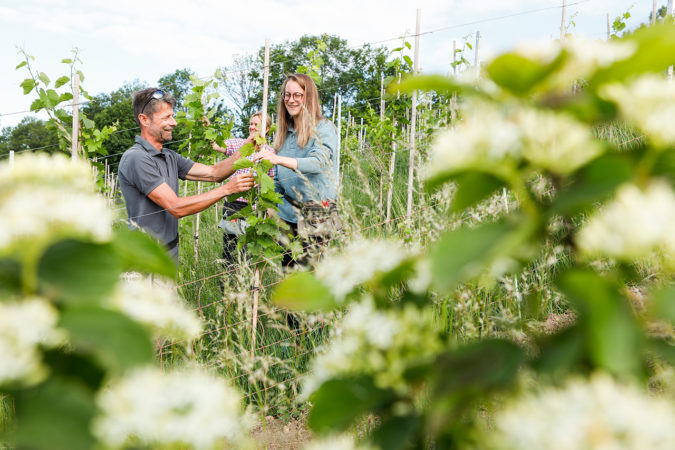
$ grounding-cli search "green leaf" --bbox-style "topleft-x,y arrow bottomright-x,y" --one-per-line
648,286 -> 675,323
81,117 -> 95,129
232,157 -> 254,171
431,221 -> 515,293
111,228 -> 176,279
20,78 -> 37,95
59,92 -> 74,102
38,72 -> 50,86
371,414 -> 421,450
239,142 -> 255,157
432,340 -> 524,395
532,326 -> 585,375
37,239 -> 122,305
61,58 -> 73,64
550,153 -> 632,216
54,75 -> 70,89
487,52 -> 562,95
0,257 -> 22,294
590,24 -> 675,86
59,306 -> 154,372
15,61 -> 27,69
308,376 -> 395,433
11,377 -> 97,450
29,98 -> 43,111
556,269 -> 643,377
46,89 -> 60,106
449,171 -> 505,211
403,55 -> 413,67
273,272 -> 336,311
390,74 -> 473,96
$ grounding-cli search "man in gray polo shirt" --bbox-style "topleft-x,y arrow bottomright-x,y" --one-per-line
119,88 -> 254,262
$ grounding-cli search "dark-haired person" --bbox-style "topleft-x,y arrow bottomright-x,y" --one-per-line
213,112 -> 275,267
253,74 -> 339,265
118,88 -> 254,263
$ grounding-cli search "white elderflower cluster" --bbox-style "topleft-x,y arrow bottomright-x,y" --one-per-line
302,298 -> 443,398
94,366 -> 249,450
428,102 -> 599,179
600,74 -> 675,147
314,239 -> 410,301
512,38 -> 636,90
427,103 -> 521,180
576,181 -> 675,267
491,374 -> 675,450
0,298 -> 65,386
109,277 -> 202,342
0,153 -> 112,252
517,108 -> 602,174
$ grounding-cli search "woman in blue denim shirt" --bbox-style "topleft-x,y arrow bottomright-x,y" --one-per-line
254,74 -> 339,263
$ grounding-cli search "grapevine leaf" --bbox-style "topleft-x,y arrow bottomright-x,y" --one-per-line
232,157 -> 253,171
29,98 -> 43,111
37,239 -> 122,305
46,89 -> 60,106
54,75 -> 70,89
403,55 -> 413,67
38,72 -> 50,86
20,78 -> 37,95
272,271 -> 336,311
59,306 -> 154,372
61,58 -> 73,64
82,117 -> 95,129
15,61 -> 27,69
239,142 -> 255,157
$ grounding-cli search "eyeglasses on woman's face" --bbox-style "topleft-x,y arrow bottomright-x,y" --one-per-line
283,91 -> 304,101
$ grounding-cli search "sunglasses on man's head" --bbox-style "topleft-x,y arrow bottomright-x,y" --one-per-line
140,90 -> 166,115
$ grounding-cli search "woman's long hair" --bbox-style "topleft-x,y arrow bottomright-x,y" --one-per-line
274,74 -> 324,150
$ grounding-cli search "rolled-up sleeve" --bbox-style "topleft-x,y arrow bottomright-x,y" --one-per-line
295,121 -> 338,174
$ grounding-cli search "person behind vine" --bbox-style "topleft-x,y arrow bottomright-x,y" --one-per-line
253,73 -> 341,266
212,112 -> 275,268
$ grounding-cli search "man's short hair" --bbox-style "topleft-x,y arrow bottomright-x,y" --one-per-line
133,88 -> 177,126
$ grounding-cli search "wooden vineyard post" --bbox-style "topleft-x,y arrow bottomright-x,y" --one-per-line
251,38 -> 270,358
607,13 -> 611,40
406,8 -> 421,224
560,0 -> 567,40
379,73 -> 385,212
332,93 -> 337,123
9,150 -> 14,169
474,30 -> 481,79
386,117 -> 396,223
652,0 -> 658,26
71,73 -> 80,159
668,1 -> 674,82
337,94 -> 342,182
452,40 -> 457,76
193,181 -> 202,263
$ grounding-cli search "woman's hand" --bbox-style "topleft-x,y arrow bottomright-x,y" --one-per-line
253,148 -> 279,165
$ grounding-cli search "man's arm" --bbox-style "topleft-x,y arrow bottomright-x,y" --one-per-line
148,173 -> 255,218
186,137 -> 254,182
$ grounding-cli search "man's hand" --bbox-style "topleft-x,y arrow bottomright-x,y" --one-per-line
224,173 -> 255,195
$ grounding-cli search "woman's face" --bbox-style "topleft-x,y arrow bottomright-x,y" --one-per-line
283,80 -> 305,119
248,115 -> 262,138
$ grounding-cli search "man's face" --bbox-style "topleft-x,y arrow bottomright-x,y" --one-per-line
145,102 -> 176,143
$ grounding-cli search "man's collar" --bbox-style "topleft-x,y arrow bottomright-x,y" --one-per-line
135,136 -> 163,156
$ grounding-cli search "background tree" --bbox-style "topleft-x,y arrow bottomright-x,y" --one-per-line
0,117 -> 59,157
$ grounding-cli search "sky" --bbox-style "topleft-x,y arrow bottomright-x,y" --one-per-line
0,0 -> 656,128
